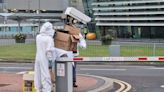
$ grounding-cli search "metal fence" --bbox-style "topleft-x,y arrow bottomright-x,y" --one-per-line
119,43 -> 164,56
0,31 -> 37,39
0,39 -> 164,60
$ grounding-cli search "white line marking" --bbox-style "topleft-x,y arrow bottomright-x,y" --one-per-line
146,68 -> 164,70
160,85 -> 164,88
16,71 -> 27,74
80,68 -> 127,71
0,67 -> 32,69
79,65 -> 154,68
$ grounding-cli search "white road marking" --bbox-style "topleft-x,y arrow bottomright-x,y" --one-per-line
0,67 -> 32,69
80,68 -> 127,71
16,71 -> 27,74
146,68 -> 164,70
78,65 -> 155,68
160,85 -> 164,88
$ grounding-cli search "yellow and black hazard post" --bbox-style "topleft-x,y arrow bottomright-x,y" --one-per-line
23,71 -> 35,92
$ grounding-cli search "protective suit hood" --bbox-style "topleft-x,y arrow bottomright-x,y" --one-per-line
40,22 -> 55,37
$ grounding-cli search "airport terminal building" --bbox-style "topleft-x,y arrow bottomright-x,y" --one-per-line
0,0 -> 164,39
0,0 -> 69,38
91,0 -> 164,39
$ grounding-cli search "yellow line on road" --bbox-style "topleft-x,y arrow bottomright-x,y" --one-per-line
113,79 -> 126,92
113,79 -> 132,92
120,80 -> 132,92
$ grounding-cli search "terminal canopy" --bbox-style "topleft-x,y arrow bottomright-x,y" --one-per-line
0,13 -> 62,19
0,13 -> 62,23
0,13 -> 63,32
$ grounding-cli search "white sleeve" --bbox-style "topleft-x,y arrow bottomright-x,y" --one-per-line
79,33 -> 87,48
46,51 -> 53,61
54,48 -> 68,58
46,37 -> 55,61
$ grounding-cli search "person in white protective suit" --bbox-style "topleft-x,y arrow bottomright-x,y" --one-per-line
34,22 -> 67,92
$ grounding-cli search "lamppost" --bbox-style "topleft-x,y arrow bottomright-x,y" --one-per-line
38,0 -> 41,33
27,0 -> 31,12
38,0 -> 40,14
37,0 -> 40,14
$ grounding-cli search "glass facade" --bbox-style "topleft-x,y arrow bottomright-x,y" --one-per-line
82,0 -> 97,33
69,0 -> 97,35
0,24 -> 38,38
89,0 -> 164,39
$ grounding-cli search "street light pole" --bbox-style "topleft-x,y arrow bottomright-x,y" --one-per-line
37,0 -> 40,14
38,0 -> 41,33
28,0 -> 30,12
38,0 -> 40,14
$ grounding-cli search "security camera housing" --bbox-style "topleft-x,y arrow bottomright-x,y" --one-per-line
65,7 -> 91,24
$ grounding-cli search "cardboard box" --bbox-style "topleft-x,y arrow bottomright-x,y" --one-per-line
54,32 -> 71,51
54,25 -> 80,52
64,25 -> 80,35
70,35 -> 79,52
54,31 -> 79,51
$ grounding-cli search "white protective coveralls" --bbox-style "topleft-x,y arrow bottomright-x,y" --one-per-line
34,22 -> 67,92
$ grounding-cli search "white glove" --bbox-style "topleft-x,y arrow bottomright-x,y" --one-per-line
79,33 -> 87,49
46,51 -> 53,61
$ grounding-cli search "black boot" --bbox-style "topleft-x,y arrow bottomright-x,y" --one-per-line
73,83 -> 78,87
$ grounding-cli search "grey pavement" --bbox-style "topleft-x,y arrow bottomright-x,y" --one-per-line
0,62 -> 114,92
0,73 -> 113,92
1,62 -> 164,91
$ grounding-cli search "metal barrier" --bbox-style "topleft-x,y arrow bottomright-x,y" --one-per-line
57,57 -> 164,62
55,56 -> 164,92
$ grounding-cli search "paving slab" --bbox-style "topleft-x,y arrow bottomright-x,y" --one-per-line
0,73 -> 113,92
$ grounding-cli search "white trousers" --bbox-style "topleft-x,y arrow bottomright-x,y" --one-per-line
34,60 -> 52,92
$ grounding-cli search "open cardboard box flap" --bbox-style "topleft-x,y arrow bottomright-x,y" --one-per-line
71,35 -> 80,42
64,25 -> 80,35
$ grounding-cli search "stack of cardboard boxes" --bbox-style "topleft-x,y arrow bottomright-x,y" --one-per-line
54,7 -> 91,52
54,24 -> 80,52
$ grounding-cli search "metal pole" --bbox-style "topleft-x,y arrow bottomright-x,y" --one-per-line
153,43 -> 156,56
37,0 -> 41,33
38,0 -> 40,13
56,62 -> 73,92
17,19 -> 21,33
109,45 -> 120,56
27,0 -> 30,12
